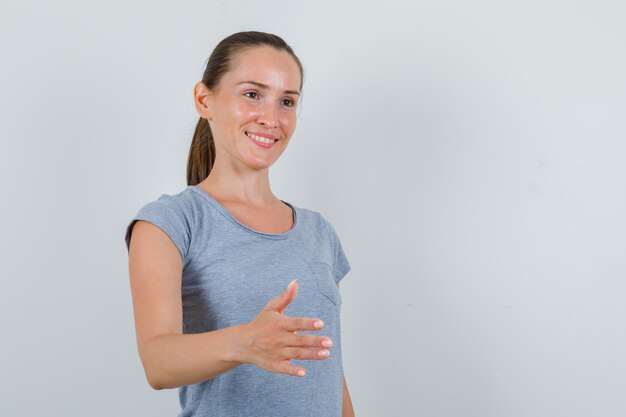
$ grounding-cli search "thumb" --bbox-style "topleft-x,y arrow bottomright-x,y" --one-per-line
263,279 -> 298,314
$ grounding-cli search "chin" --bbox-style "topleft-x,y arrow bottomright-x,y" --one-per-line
245,158 -> 277,170
246,152 -> 285,170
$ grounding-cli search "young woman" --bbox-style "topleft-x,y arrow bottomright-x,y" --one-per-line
125,31 -> 355,416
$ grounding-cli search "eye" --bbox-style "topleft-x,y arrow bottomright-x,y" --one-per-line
244,91 -> 259,99
281,98 -> 295,108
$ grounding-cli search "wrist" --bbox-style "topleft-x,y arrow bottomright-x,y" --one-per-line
225,323 -> 250,365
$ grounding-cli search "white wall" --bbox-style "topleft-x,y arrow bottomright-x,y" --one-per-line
1,1 -> 625,416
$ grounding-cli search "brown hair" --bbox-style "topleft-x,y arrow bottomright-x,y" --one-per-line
186,31 -> 304,185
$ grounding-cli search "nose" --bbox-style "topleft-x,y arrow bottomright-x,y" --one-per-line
257,102 -> 279,129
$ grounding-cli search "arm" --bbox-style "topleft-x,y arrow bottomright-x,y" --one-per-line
337,283 -> 355,416
128,221 -> 332,390
342,374 -> 355,417
128,220 -> 243,389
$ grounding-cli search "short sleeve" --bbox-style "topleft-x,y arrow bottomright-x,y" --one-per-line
124,195 -> 192,265
322,217 -> 351,284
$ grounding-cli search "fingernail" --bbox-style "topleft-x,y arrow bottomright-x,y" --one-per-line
314,320 -> 324,329
322,339 -> 333,347
288,279 -> 298,289
297,369 -> 306,377
319,349 -> 329,357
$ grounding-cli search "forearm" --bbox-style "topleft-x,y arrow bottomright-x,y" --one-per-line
140,324 -> 246,390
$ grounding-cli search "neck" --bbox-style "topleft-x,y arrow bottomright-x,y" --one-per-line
199,156 -> 276,207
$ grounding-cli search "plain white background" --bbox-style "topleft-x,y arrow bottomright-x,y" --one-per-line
1,1 -> 625,416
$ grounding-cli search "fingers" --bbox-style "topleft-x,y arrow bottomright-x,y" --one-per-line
249,280 -> 335,378
283,333 -> 333,349
263,279 -> 299,314
282,346 -> 331,361
258,348 -> 329,378
283,316 -> 325,332
271,348 -> 331,378
278,362 -> 308,377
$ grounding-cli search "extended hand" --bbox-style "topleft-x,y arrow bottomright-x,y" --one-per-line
237,279 -> 333,377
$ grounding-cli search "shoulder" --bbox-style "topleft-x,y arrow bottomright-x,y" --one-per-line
125,187 -> 196,259
292,205 -> 341,242
297,205 -> 323,224
294,205 -> 351,283
145,187 -> 196,212
133,187 -> 203,226
290,205 -> 329,234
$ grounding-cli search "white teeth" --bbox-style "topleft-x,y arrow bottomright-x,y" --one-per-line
247,132 -> 274,144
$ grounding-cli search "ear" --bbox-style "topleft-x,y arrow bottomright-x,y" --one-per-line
193,81 -> 213,121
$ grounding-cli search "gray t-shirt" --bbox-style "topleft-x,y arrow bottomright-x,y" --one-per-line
124,185 -> 351,417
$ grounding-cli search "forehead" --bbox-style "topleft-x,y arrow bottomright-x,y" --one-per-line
223,46 -> 302,92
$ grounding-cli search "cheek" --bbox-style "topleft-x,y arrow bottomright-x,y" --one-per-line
229,103 -> 247,122
217,99 -> 257,125
280,112 -> 297,134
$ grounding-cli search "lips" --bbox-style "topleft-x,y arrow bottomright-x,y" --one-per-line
245,131 -> 278,146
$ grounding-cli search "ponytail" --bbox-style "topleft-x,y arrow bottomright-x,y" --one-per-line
186,117 -> 215,186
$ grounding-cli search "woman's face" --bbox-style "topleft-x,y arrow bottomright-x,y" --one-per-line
200,46 -> 302,172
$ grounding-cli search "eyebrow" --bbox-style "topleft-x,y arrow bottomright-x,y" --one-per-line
237,81 -> 301,96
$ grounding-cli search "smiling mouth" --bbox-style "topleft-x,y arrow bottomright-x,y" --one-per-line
246,131 -> 278,144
